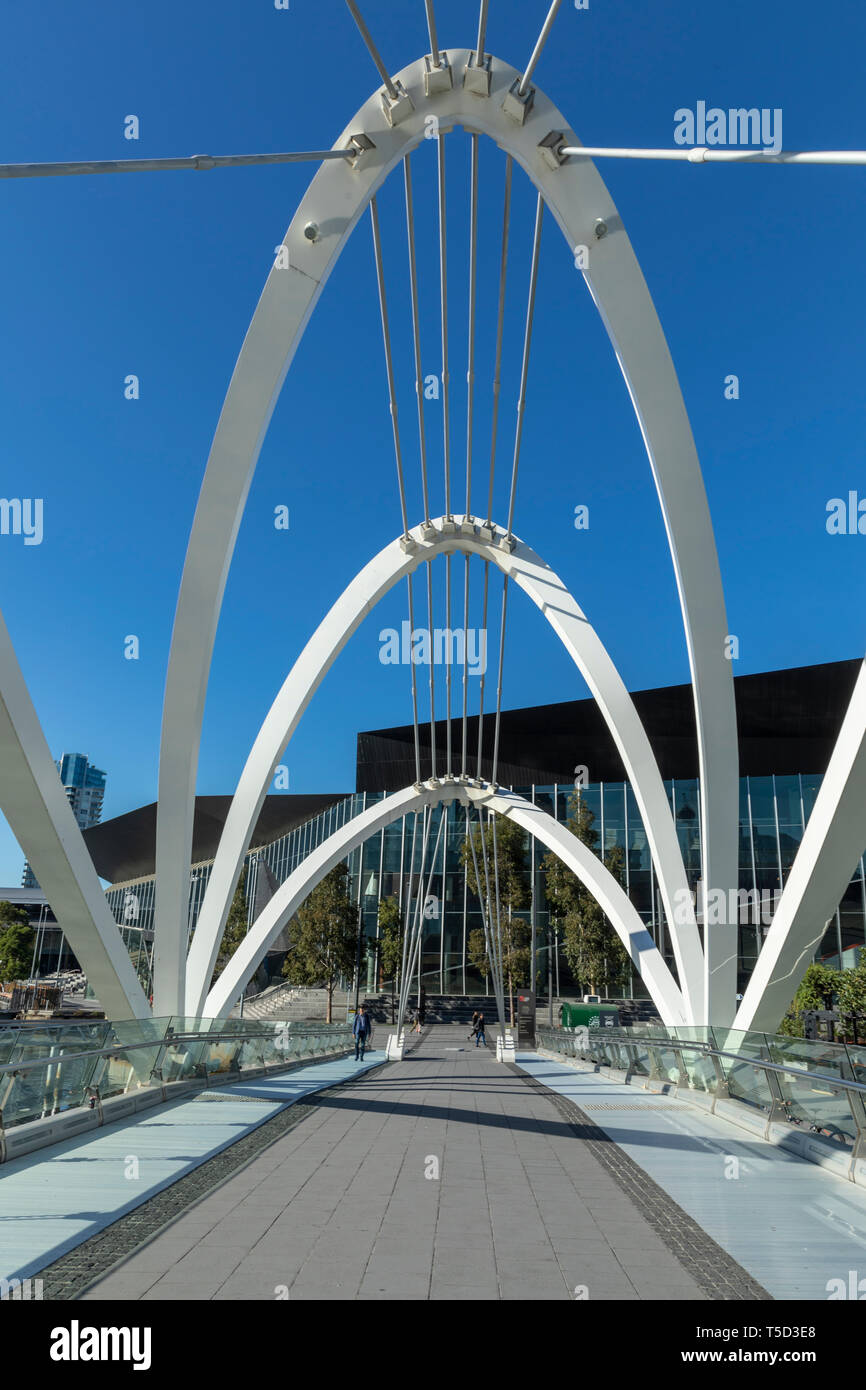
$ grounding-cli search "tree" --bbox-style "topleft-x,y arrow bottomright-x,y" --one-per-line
542,794 -> 630,999
778,961 -> 841,1037
0,903 -> 35,981
461,814 -> 530,1025
211,868 -> 249,988
836,962 -> 866,1042
467,927 -> 490,981
281,863 -> 360,1022
378,896 -> 403,990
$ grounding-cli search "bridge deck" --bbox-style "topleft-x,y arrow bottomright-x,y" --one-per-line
77,1026 -> 762,1301
8,1027 -> 858,1301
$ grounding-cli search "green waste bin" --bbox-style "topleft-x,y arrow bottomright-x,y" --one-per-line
559,1001 -> 620,1030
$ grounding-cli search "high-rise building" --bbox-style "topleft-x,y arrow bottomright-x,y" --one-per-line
22,753 -> 107,888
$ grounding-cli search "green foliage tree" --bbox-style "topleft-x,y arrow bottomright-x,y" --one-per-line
835,961 -> 866,1042
778,961 -> 842,1037
467,927 -> 490,980
542,794 -> 630,999
0,903 -> 35,981
461,815 -> 530,1024
281,863 -> 360,1022
378,896 -> 403,990
211,868 -> 249,988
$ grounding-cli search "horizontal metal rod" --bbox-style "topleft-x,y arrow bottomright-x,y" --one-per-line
0,149 -> 355,180
560,145 -> 866,165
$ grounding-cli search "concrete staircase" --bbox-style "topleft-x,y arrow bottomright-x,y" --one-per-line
231,984 -> 352,1022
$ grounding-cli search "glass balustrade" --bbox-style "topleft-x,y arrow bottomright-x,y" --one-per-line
535,1022 -> 866,1149
0,1017 -> 354,1131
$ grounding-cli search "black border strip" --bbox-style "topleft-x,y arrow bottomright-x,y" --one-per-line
509,1063 -> 773,1301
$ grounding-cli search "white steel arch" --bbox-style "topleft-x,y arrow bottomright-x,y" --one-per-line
204,780 -> 687,1026
0,609 -> 149,1020
734,660 -> 866,1034
155,47 -> 737,1022
184,516 -> 702,1019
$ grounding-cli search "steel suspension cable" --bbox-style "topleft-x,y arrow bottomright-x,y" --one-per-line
424,559 -> 437,781
437,133 -> 454,776
490,811 -> 508,1023
476,0 -> 489,65
401,806 -> 446,1029
462,134 -> 480,779
424,0 -> 441,66
475,561 -> 491,781
505,193 -> 544,542
472,805 -> 506,1029
437,134 -> 452,520
518,0 -> 564,97
345,0 -> 398,99
476,156 -> 512,782
466,134 -> 479,520
406,576 -> 423,787
486,156 -> 512,528
398,805 -> 432,1029
370,197 -> 410,540
0,149 -> 356,180
490,575 -> 510,788
403,157 -> 432,524
489,196 -> 543,797
398,810 -> 422,1001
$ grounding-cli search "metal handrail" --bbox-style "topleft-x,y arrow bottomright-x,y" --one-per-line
535,1027 -> 866,1097
0,1024 -> 351,1077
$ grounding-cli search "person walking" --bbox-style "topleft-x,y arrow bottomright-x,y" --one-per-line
353,1003 -> 372,1061
412,1005 -> 422,1034
475,1011 -> 486,1047
468,1009 -> 480,1041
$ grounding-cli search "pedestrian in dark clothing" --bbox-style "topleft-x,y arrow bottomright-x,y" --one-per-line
475,1011 -> 486,1047
468,1010 -> 480,1040
353,1003 -> 372,1060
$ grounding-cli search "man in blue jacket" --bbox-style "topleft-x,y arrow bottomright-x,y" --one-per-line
353,1003 -> 372,1061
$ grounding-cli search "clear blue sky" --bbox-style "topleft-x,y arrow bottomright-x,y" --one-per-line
1,0 -> 865,885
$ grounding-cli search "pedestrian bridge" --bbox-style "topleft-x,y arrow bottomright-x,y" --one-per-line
1,1018 -> 865,1301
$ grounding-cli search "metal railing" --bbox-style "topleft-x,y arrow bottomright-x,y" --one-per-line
536,1023 -> 866,1179
0,1015 -> 353,1142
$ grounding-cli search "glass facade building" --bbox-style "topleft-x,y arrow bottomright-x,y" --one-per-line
105,772 -> 866,1003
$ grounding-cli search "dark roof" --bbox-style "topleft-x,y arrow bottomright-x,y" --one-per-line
84,794 -> 349,885
355,659 -> 862,793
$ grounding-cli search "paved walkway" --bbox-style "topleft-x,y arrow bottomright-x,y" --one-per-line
518,1051 -> 866,1300
0,1050 -> 380,1285
80,1026 -> 761,1301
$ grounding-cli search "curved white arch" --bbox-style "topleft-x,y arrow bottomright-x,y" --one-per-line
735,660 -> 866,1033
204,780 -> 687,1026
0,609 -> 149,1020
155,48 -> 736,1022
184,516 -> 702,1018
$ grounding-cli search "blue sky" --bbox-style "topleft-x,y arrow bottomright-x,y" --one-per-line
1,0 -> 865,884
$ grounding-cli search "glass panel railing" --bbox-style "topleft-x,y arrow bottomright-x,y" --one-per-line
765,1033 -> 855,1083
0,1047 -> 103,1126
674,1042 -> 720,1094
773,1068 -> 856,1147
0,1016 -> 347,1129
